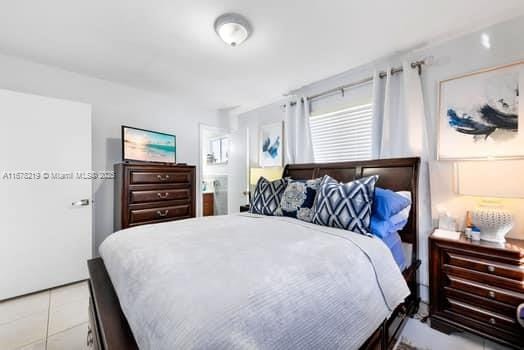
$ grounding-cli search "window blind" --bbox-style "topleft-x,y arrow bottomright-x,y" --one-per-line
310,103 -> 373,162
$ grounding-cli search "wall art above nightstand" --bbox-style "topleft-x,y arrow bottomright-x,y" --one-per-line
438,60 -> 523,160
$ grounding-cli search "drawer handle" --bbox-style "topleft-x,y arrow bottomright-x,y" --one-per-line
156,210 -> 169,217
488,317 -> 496,325
157,192 -> 169,199
487,265 -> 496,273
157,174 -> 170,181
488,291 -> 496,299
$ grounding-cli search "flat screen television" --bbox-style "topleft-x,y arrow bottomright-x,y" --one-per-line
122,125 -> 176,164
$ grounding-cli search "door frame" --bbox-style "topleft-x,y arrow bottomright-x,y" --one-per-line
198,123 -> 230,216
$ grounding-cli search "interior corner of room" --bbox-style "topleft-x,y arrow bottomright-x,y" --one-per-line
1,3 -> 524,350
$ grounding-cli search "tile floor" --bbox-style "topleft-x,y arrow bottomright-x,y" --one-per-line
0,288 -> 515,350
0,282 -> 89,350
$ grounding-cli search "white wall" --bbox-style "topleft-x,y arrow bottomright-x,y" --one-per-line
237,15 -> 524,302
237,102 -> 285,171
0,53 -> 221,254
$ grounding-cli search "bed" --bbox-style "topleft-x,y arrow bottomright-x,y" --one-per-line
87,157 -> 421,350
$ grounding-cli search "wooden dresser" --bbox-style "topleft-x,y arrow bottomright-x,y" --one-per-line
114,163 -> 196,230
429,233 -> 524,349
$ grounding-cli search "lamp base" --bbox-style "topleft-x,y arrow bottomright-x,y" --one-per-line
472,209 -> 513,245
480,234 -> 506,244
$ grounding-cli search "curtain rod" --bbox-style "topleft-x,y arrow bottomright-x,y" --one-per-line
284,59 -> 426,107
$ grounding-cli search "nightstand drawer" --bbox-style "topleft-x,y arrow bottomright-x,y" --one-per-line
444,265 -> 523,293
447,275 -> 524,306
446,252 -> 524,281
444,287 -> 516,318
446,299 -> 520,333
440,310 -> 524,347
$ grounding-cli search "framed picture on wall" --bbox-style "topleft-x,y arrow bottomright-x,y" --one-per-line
438,60 -> 523,160
259,122 -> 284,167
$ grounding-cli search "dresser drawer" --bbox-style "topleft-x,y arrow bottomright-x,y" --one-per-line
446,298 -> 520,333
129,204 -> 191,224
130,171 -> 191,185
446,252 -> 523,281
447,275 -> 524,306
129,188 -> 190,204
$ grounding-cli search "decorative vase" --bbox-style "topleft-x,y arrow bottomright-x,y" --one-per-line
471,209 -> 513,243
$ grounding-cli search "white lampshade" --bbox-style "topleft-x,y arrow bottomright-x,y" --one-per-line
454,160 -> 524,198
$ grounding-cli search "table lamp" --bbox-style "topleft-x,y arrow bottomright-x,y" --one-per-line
455,160 -> 522,243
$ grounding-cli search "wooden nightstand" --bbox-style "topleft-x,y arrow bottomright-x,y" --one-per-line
429,233 -> 524,349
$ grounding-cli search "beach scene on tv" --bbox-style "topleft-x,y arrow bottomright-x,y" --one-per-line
124,127 -> 176,163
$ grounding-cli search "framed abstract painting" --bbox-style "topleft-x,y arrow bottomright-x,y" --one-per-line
438,61 -> 523,160
259,122 -> 284,167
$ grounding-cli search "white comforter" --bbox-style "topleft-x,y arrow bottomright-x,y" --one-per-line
99,214 -> 410,350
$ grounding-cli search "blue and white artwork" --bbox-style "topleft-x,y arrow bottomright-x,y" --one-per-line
259,122 -> 283,167
439,62 -> 524,159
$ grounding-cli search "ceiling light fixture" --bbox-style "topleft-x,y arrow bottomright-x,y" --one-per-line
214,13 -> 252,47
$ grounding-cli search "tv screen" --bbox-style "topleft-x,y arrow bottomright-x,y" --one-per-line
122,126 -> 176,163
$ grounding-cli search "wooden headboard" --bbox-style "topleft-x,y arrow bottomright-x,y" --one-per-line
283,157 -> 420,263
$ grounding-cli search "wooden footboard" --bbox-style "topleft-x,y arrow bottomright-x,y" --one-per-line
88,258 -> 138,350
87,257 -> 417,350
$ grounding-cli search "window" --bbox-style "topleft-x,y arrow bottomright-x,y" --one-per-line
310,103 -> 373,162
208,136 -> 229,164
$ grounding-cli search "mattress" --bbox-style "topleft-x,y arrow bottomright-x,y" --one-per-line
99,214 -> 410,350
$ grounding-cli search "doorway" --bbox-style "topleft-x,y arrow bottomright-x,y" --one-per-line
199,125 -> 230,216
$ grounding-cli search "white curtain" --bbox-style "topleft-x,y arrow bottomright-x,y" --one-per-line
371,61 -> 432,292
284,96 -> 314,164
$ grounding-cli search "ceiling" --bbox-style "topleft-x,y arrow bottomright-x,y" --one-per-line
0,0 -> 523,112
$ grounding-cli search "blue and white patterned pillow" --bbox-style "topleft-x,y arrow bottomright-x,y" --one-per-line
312,174 -> 379,235
275,178 -> 321,222
249,177 -> 287,216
